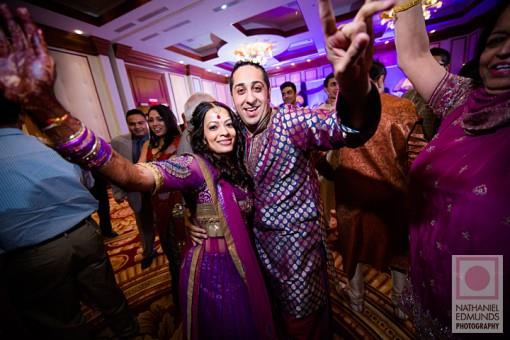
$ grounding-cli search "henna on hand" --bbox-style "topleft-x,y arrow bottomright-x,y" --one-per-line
0,5 -> 56,112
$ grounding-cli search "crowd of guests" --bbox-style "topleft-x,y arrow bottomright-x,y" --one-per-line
1,0 -> 509,339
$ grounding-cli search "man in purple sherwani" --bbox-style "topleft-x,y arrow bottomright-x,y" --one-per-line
225,1 -> 391,338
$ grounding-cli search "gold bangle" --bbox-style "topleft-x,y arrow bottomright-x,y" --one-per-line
136,162 -> 163,194
41,113 -> 69,131
393,0 -> 421,13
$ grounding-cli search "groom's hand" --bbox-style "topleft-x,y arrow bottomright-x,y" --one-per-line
187,223 -> 207,246
319,0 -> 395,96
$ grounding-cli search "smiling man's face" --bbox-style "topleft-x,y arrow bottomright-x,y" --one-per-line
231,64 -> 271,132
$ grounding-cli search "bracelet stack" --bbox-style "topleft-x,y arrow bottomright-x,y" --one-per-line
55,122 -> 112,169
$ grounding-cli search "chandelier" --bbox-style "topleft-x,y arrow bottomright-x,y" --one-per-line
233,42 -> 273,65
380,0 -> 443,29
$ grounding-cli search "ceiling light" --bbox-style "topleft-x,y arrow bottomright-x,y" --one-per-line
179,60 -> 184,64
207,69 -> 212,72
220,4 -> 228,10
430,29 -> 436,34
276,66 -> 280,69
306,59 -> 311,62
74,29 -> 83,35
384,40 -> 390,45
291,62 -> 295,66
216,72 -> 221,74
233,42 -> 273,65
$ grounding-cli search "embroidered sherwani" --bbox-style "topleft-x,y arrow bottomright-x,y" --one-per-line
245,103 -> 379,317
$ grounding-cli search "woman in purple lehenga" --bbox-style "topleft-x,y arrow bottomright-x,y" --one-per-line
394,0 -> 510,336
147,101 -> 277,339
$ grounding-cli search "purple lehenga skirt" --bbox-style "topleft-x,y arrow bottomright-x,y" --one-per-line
179,237 -> 258,340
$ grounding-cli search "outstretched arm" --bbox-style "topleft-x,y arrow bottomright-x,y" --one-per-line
394,0 -> 446,101
0,5 -> 155,192
319,0 -> 393,129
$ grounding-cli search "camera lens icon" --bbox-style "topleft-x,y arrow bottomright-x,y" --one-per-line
455,256 -> 500,300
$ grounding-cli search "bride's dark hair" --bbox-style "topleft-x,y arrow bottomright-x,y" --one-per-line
190,101 -> 252,189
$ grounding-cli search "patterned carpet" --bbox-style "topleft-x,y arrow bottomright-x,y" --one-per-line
329,251 -> 416,339
87,193 -> 415,339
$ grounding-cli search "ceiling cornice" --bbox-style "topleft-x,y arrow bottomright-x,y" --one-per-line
41,24 -> 110,56
186,65 -> 228,83
114,43 -> 186,74
25,0 -> 151,26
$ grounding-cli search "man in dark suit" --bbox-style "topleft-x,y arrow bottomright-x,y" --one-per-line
110,109 -> 155,268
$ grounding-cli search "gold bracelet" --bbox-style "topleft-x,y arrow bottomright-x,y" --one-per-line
136,162 -> 163,194
41,113 -> 69,131
394,0 -> 421,13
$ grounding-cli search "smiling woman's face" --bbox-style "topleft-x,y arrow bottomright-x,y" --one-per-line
147,109 -> 167,137
203,106 -> 236,154
479,5 -> 510,95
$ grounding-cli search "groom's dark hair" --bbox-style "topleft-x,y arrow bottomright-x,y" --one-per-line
229,61 -> 270,94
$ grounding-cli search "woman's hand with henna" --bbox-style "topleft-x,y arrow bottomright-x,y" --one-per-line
0,5 -> 55,107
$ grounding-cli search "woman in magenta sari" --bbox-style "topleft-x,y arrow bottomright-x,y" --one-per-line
0,7 -> 276,337
395,0 -> 510,336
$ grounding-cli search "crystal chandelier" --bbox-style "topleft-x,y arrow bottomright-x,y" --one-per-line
380,0 -> 443,29
233,42 -> 273,65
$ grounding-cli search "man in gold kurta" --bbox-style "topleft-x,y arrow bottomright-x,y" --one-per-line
331,61 -> 424,317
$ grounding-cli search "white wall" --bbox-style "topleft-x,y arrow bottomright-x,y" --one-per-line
49,49 -> 112,141
87,54 -> 127,137
168,73 -> 189,125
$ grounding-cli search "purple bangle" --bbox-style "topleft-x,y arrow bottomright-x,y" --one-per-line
54,125 -> 113,169
55,125 -> 88,152
56,128 -> 95,157
55,128 -> 96,158
74,132 -> 96,158
70,137 -> 112,169
79,138 -> 112,169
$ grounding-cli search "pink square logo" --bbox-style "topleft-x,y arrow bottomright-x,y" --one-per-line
454,256 -> 499,300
